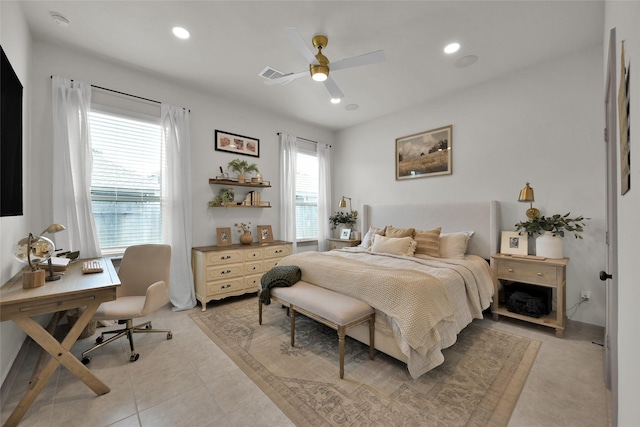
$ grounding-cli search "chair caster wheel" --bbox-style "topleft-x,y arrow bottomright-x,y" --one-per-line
81,357 -> 91,365
130,353 -> 139,362
96,336 -> 104,344
167,332 -> 173,340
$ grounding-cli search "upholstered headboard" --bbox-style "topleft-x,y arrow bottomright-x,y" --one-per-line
361,201 -> 500,260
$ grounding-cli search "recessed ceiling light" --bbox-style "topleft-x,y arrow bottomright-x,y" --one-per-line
172,27 -> 190,40
455,55 -> 478,68
345,104 -> 359,111
49,12 -> 70,27
330,98 -> 341,104
444,42 -> 460,54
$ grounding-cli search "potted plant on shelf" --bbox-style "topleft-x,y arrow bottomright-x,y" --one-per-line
208,188 -> 235,207
329,211 -> 357,238
227,159 -> 259,183
515,213 -> 588,258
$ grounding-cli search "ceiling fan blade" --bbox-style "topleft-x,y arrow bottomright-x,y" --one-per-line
330,50 -> 385,72
323,77 -> 344,100
264,70 -> 308,86
283,27 -> 319,65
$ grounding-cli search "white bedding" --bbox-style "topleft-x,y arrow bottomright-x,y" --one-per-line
280,248 -> 495,378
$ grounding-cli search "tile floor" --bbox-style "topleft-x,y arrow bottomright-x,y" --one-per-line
1,296 -> 610,427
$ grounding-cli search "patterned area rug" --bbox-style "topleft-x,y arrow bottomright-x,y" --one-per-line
190,295 -> 540,427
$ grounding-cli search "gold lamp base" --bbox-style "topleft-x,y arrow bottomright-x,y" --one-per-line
23,269 -> 46,289
526,207 -> 541,219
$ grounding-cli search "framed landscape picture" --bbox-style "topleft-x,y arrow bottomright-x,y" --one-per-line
500,231 -> 528,256
396,125 -> 452,180
215,130 -> 259,158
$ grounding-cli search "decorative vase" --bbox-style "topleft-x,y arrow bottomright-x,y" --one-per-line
536,231 -> 563,259
239,231 -> 253,245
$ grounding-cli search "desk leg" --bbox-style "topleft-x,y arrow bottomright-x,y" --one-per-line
29,310 -> 66,385
4,302 -> 109,427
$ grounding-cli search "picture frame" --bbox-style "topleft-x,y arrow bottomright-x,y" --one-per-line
215,129 -> 259,158
396,125 -> 452,180
257,225 -> 273,243
340,228 -> 352,240
500,231 -> 528,255
216,227 -> 232,247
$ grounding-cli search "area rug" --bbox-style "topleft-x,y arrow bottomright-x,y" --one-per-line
190,295 -> 540,427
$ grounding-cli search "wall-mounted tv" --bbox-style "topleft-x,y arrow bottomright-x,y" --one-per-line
1,45 -> 24,217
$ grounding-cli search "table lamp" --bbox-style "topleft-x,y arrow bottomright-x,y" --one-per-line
14,224 -> 65,288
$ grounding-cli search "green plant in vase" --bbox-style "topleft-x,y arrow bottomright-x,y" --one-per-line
227,159 -> 259,183
329,211 -> 357,230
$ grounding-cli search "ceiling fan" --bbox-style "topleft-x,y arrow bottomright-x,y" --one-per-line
261,27 -> 385,102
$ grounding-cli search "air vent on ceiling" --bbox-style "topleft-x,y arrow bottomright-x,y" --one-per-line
259,66 -> 290,84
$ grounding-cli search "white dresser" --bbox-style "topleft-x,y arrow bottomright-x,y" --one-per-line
192,241 -> 292,311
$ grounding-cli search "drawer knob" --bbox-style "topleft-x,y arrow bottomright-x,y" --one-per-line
220,284 -> 231,289
508,268 -> 514,272
221,255 -> 231,260
221,270 -> 231,275
537,272 -> 543,276
275,249 -> 282,253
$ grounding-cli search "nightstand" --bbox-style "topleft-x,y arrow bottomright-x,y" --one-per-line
327,238 -> 361,250
491,254 -> 569,337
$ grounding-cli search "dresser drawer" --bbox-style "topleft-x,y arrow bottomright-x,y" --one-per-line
497,260 -> 558,286
263,259 -> 283,270
206,264 -> 243,280
206,250 -> 243,266
244,261 -> 263,275
264,245 -> 291,259
245,274 -> 263,291
207,277 -> 244,296
244,248 -> 263,261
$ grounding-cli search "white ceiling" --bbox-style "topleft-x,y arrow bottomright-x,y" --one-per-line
19,1 -> 604,131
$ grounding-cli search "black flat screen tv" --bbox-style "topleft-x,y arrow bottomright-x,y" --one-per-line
1,45 -> 24,216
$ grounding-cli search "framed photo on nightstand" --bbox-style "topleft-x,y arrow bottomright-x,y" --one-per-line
500,231 -> 528,255
340,229 -> 352,240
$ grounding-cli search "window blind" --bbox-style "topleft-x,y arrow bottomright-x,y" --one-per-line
295,151 -> 319,240
88,109 -> 162,252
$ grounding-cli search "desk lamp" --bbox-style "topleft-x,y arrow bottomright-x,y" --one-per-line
41,224 -> 66,281
14,224 -> 65,288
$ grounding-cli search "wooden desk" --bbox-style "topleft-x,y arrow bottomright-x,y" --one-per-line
0,258 -> 120,427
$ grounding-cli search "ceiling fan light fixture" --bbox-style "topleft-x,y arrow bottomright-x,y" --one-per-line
172,26 -> 191,40
444,42 -> 460,54
310,64 -> 329,81
330,97 -> 341,104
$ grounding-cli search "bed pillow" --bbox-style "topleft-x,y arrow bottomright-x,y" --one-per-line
359,226 -> 385,249
414,227 -> 442,257
384,225 -> 415,238
370,235 -> 417,257
439,231 -> 474,259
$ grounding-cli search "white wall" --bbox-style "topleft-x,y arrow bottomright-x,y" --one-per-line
334,44 -> 606,327
0,1 -> 32,385
28,40 -> 334,250
604,2 -> 640,425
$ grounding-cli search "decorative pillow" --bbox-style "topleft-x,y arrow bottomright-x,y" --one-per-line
360,226 -> 385,249
414,227 -> 442,257
439,231 -> 474,259
384,225 -> 415,238
370,235 -> 417,257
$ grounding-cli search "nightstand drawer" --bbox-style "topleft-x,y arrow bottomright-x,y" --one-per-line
497,260 -> 558,286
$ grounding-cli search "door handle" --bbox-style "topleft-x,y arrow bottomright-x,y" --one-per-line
599,271 -> 612,281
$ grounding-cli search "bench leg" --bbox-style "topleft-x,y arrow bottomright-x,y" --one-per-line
338,326 -> 346,379
258,299 -> 263,325
290,308 -> 296,347
369,316 -> 375,360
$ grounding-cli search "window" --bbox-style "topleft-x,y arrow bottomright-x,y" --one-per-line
295,151 -> 319,241
88,107 -> 162,253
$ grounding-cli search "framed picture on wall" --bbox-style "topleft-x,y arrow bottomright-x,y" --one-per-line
216,227 -> 232,246
215,130 -> 259,158
257,225 -> 273,243
396,125 -> 452,180
500,231 -> 528,255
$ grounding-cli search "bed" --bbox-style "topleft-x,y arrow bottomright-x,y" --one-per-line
277,201 -> 500,378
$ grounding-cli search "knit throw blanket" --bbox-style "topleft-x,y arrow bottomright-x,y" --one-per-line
259,265 -> 301,305
277,252 -> 455,361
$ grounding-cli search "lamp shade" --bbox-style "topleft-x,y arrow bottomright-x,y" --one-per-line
518,182 -> 535,202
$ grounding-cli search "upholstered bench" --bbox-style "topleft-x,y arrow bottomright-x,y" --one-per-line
259,280 -> 375,379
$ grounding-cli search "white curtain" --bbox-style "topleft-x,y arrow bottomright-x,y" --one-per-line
161,104 -> 196,311
279,133 -> 298,253
317,143 -> 332,251
51,76 -> 101,258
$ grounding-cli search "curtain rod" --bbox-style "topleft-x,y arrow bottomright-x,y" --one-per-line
276,132 -> 331,147
50,76 -> 189,111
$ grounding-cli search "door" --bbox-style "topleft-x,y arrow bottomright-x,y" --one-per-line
603,28 -> 619,424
